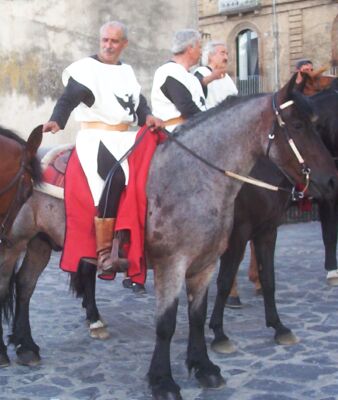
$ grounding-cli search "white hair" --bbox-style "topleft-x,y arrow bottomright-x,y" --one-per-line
99,21 -> 128,40
201,41 -> 227,66
171,29 -> 201,54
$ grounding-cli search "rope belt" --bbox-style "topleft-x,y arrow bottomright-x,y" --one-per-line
81,121 -> 130,131
163,116 -> 186,127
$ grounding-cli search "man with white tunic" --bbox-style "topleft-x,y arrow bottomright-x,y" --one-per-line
194,41 -> 238,108
151,29 -> 207,131
43,21 -> 162,286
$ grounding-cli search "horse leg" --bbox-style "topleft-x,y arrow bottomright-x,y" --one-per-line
148,262 -> 186,400
186,263 -> 225,389
78,260 -> 109,340
0,308 -> 10,367
253,231 -> 298,345
226,275 -> 243,309
12,235 -> 52,366
248,240 -> 262,294
209,234 -> 247,354
0,244 -> 23,367
318,200 -> 338,285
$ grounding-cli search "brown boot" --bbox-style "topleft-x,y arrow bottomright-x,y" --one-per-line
94,217 -> 129,273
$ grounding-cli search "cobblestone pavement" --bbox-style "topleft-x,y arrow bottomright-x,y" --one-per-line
1,221 -> 338,400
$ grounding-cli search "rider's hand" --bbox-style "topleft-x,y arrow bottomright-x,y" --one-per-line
145,115 -> 164,131
42,121 -> 60,134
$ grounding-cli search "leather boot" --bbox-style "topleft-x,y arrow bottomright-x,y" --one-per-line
94,217 -> 129,273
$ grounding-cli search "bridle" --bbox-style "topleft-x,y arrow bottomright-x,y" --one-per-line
0,149 -> 31,246
266,92 -> 311,199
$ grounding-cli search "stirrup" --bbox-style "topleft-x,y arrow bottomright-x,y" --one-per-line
101,238 -> 129,273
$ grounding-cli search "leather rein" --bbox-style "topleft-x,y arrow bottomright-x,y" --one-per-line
163,92 -> 311,201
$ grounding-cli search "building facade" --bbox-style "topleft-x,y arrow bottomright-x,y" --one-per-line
198,0 -> 338,93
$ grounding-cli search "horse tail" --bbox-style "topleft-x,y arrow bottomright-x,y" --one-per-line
69,259 -> 96,298
0,266 -> 16,325
69,270 -> 85,298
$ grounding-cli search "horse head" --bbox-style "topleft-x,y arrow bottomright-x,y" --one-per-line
0,125 -> 42,245
299,65 -> 335,96
270,74 -> 338,201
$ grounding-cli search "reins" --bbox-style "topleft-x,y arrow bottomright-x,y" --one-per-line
163,92 -> 310,200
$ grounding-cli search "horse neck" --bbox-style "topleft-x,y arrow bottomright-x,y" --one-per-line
312,91 -> 338,154
199,94 -> 274,176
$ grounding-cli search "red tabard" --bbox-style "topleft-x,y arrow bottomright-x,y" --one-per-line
60,126 -> 165,284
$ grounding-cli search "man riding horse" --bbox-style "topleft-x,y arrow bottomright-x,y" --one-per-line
42,21 -> 163,292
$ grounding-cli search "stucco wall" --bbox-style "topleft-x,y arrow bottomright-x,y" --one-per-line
0,0 -> 197,144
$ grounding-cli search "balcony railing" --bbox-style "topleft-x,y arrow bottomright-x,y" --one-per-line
218,0 -> 261,15
235,75 -> 265,95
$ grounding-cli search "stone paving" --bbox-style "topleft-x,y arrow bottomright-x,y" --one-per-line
1,221 -> 338,400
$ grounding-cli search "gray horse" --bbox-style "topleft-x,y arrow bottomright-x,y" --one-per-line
145,77 -> 337,399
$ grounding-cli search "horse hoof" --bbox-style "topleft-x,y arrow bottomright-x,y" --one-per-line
89,320 -> 110,340
151,382 -> 182,400
0,353 -> 10,368
152,391 -> 183,400
16,351 -> 41,366
196,371 -> 226,389
327,270 -> 338,286
225,296 -> 243,309
275,332 -> 299,345
211,338 -> 236,354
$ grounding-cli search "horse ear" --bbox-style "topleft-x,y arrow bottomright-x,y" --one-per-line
26,125 -> 43,157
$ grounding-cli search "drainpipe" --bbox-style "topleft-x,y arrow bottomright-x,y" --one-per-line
272,0 -> 280,90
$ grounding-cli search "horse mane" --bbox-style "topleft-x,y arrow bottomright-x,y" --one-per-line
172,93 -> 268,138
0,126 -> 42,184
0,126 -> 26,146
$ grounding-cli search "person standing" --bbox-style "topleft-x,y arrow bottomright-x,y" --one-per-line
43,21 -> 162,292
295,59 -> 314,85
194,40 -> 238,108
151,29 -> 206,131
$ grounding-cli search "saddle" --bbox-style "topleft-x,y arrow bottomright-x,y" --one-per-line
36,144 -> 74,199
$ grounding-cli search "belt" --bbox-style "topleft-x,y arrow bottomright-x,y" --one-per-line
81,121 -> 130,131
163,116 -> 186,127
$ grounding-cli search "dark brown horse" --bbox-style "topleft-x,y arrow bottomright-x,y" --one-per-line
0,126 -> 42,245
1,76 -> 338,400
210,77 -> 338,355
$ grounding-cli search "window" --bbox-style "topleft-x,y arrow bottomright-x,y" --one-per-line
236,29 -> 260,94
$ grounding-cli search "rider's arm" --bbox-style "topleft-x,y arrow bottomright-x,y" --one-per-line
49,77 -> 95,129
160,76 -> 202,118
136,94 -> 152,126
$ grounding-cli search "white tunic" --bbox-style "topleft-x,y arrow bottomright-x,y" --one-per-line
194,66 -> 238,109
151,62 -> 206,131
62,57 -> 141,205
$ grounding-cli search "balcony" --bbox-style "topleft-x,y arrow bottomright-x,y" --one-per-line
218,0 -> 261,15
